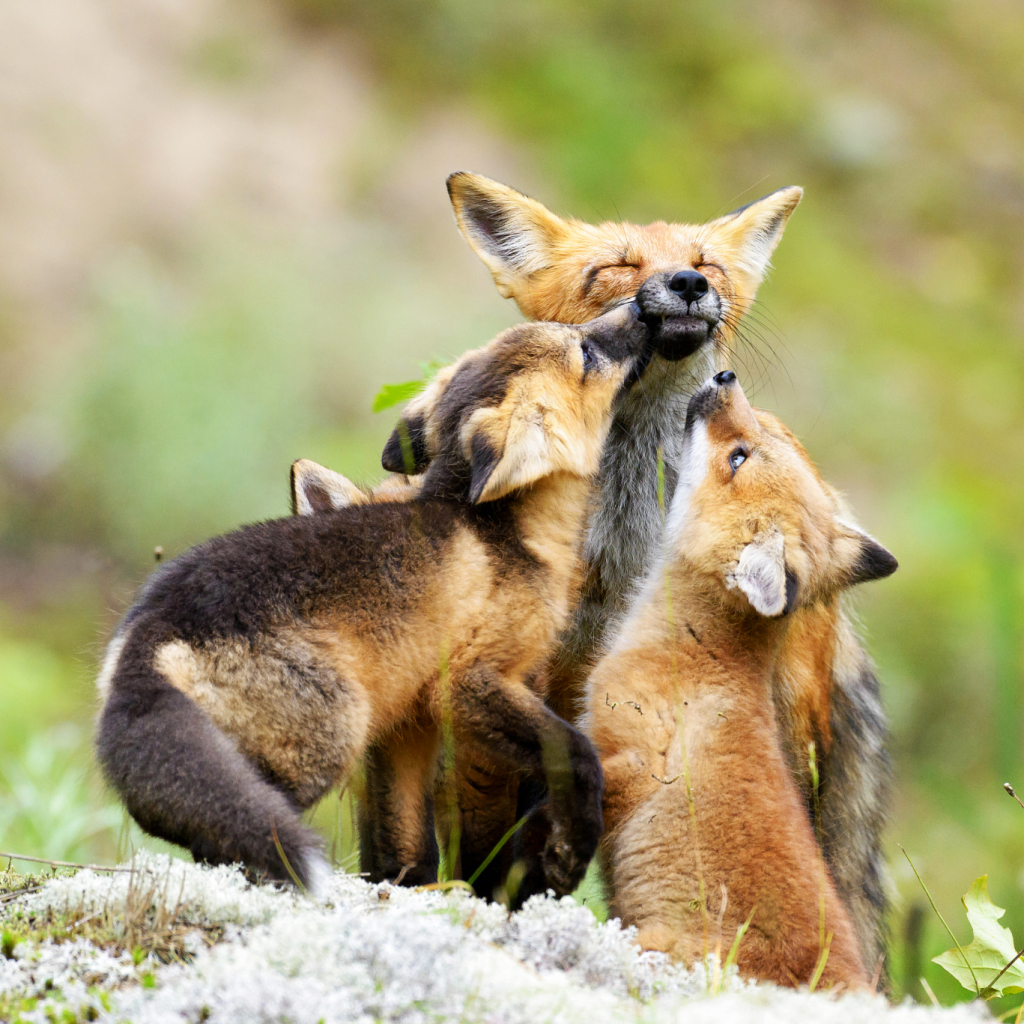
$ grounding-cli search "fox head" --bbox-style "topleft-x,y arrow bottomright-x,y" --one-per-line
667,372 -> 897,618
447,172 -> 801,364
380,302 -> 649,504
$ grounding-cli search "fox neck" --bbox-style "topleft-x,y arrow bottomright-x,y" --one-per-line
584,343 -> 718,621
512,471 -> 593,603
636,562 -> 789,695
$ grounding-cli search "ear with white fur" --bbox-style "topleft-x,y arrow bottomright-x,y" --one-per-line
464,404 -> 554,504
447,172 -> 569,299
727,528 -> 790,617
290,459 -> 365,516
710,186 -> 803,283
834,524 -> 899,587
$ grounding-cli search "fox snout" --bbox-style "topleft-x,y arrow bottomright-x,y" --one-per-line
636,268 -> 722,361
579,299 -> 651,383
684,369 -> 740,432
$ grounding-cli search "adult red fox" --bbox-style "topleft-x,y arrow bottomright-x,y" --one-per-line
584,370 -> 896,988
96,305 -> 663,898
443,174 -> 889,962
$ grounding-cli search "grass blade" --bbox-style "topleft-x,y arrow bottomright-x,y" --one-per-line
466,813 -> 530,889
270,821 -> 308,895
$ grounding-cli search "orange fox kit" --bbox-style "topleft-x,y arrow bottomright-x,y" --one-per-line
442,175 -> 890,961
584,371 -> 896,987
96,305 -> 653,897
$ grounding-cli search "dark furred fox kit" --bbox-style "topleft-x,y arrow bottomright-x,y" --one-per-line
95,305 -> 652,897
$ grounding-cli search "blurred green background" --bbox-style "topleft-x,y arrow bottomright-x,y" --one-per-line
1,0 -> 1023,1006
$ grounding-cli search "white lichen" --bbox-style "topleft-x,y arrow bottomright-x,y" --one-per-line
0,853 -> 991,1024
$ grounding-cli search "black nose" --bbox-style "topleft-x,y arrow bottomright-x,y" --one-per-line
668,270 -> 708,303
713,370 -> 736,386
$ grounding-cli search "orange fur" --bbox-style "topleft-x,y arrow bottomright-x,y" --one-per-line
582,374 -> 896,988
448,170 -> 800,353
446,177 -> 895,962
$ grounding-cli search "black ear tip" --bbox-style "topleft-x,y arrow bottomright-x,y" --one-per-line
783,567 -> 799,616
468,433 -> 500,505
856,540 -> 898,583
381,429 -> 404,474
468,477 -> 487,504
289,461 -> 299,515
381,413 -> 430,475
380,436 -> 403,475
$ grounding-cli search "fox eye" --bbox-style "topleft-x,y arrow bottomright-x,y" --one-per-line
581,342 -> 597,374
729,448 -> 748,474
583,262 -> 640,297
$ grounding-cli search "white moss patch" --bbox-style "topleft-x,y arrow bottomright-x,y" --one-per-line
1,854 -> 989,1023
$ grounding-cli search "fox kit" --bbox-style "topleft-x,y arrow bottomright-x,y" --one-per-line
95,305 -> 651,896
584,371 -> 896,987
443,174 -> 890,960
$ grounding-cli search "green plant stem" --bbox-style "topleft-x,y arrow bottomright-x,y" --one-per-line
270,822 -> 308,895
920,977 -> 941,1008
808,931 -> 833,992
0,852 -> 133,873
722,906 -> 756,976
983,946 -> 1024,998
899,844 -> 979,995
1005,783 -> 1024,813
466,813 -> 530,889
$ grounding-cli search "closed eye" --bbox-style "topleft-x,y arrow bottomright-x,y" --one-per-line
697,262 -> 727,278
582,262 -> 640,296
729,447 -> 748,474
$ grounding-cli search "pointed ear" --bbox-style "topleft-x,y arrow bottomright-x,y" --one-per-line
447,172 -> 569,299
464,404 -> 555,504
381,412 -> 431,475
290,459 -> 365,516
727,529 -> 789,617
380,363 -> 454,475
834,524 -> 899,587
710,186 -> 803,283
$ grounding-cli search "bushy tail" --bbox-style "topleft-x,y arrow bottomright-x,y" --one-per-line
96,632 -> 328,892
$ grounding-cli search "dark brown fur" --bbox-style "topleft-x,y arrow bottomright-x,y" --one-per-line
95,307 -> 651,895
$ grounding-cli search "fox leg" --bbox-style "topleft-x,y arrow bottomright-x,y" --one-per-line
97,635 -> 331,892
451,668 -> 603,907
437,755 -> 518,900
358,717 -> 440,886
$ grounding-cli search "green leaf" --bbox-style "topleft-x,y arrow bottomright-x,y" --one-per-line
371,379 -> 426,414
933,876 -> 1024,996
371,359 -> 448,414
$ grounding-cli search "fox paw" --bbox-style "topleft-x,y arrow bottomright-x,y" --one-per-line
541,827 -> 588,895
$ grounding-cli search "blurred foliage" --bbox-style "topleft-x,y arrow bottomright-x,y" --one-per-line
0,726 -> 121,864
0,0 -> 1023,1007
